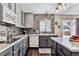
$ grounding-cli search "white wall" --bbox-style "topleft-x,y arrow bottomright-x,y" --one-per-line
63,4 -> 79,14
20,3 -> 57,14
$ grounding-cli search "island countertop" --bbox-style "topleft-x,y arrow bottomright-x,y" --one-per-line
51,36 -> 79,52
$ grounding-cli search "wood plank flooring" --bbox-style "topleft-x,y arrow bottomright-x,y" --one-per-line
25,48 -> 51,56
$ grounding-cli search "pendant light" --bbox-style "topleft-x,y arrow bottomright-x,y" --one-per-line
56,3 -> 66,12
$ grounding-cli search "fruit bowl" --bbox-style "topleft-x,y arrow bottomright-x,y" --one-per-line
69,35 -> 79,42
69,38 -> 79,42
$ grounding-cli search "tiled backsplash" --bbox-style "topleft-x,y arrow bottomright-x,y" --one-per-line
33,14 -> 54,34
0,25 -> 20,37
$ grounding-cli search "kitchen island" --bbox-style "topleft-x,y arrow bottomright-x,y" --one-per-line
51,36 -> 79,56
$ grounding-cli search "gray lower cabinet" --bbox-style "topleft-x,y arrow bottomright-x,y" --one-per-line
39,35 -> 57,55
12,40 -> 23,56
56,49 -> 64,56
50,39 -> 56,56
57,44 -> 71,56
39,35 -> 52,48
22,36 -> 28,56
51,39 -> 79,56
0,36 -> 28,56
0,47 -> 12,56
13,37 -> 28,56
51,39 -> 71,56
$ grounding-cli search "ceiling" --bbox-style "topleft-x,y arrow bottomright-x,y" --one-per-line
19,3 -> 57,14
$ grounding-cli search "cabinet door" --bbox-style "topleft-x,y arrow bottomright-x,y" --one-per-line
0,5 -> 16,24
51,40 -> 56,56
13,44 -> 23,56
13,40 -> 22,51
57,49 -> 64,56
39,36 -> 51,48
1,3 -> 16,13
57,43 -> 71,56
25,13 -> 33,28
25,37 -> 28,47
22,37 -> 28,55
13,47 -> 20,56
29,35 -> 39,47
39,37 -> 48,47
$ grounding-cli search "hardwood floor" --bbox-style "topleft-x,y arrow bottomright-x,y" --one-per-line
25,48 -> 51,56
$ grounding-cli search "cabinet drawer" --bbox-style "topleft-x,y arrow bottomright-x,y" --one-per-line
57,44 -> 71,56
0,47 -> 12,56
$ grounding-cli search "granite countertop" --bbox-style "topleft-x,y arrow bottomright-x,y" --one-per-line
0,44 -> 10,53
0,35 -> 28,53
51,36 -> 79,52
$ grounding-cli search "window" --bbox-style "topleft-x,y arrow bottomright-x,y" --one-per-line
62,19 -> 76,36
40,18 -> 51,32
